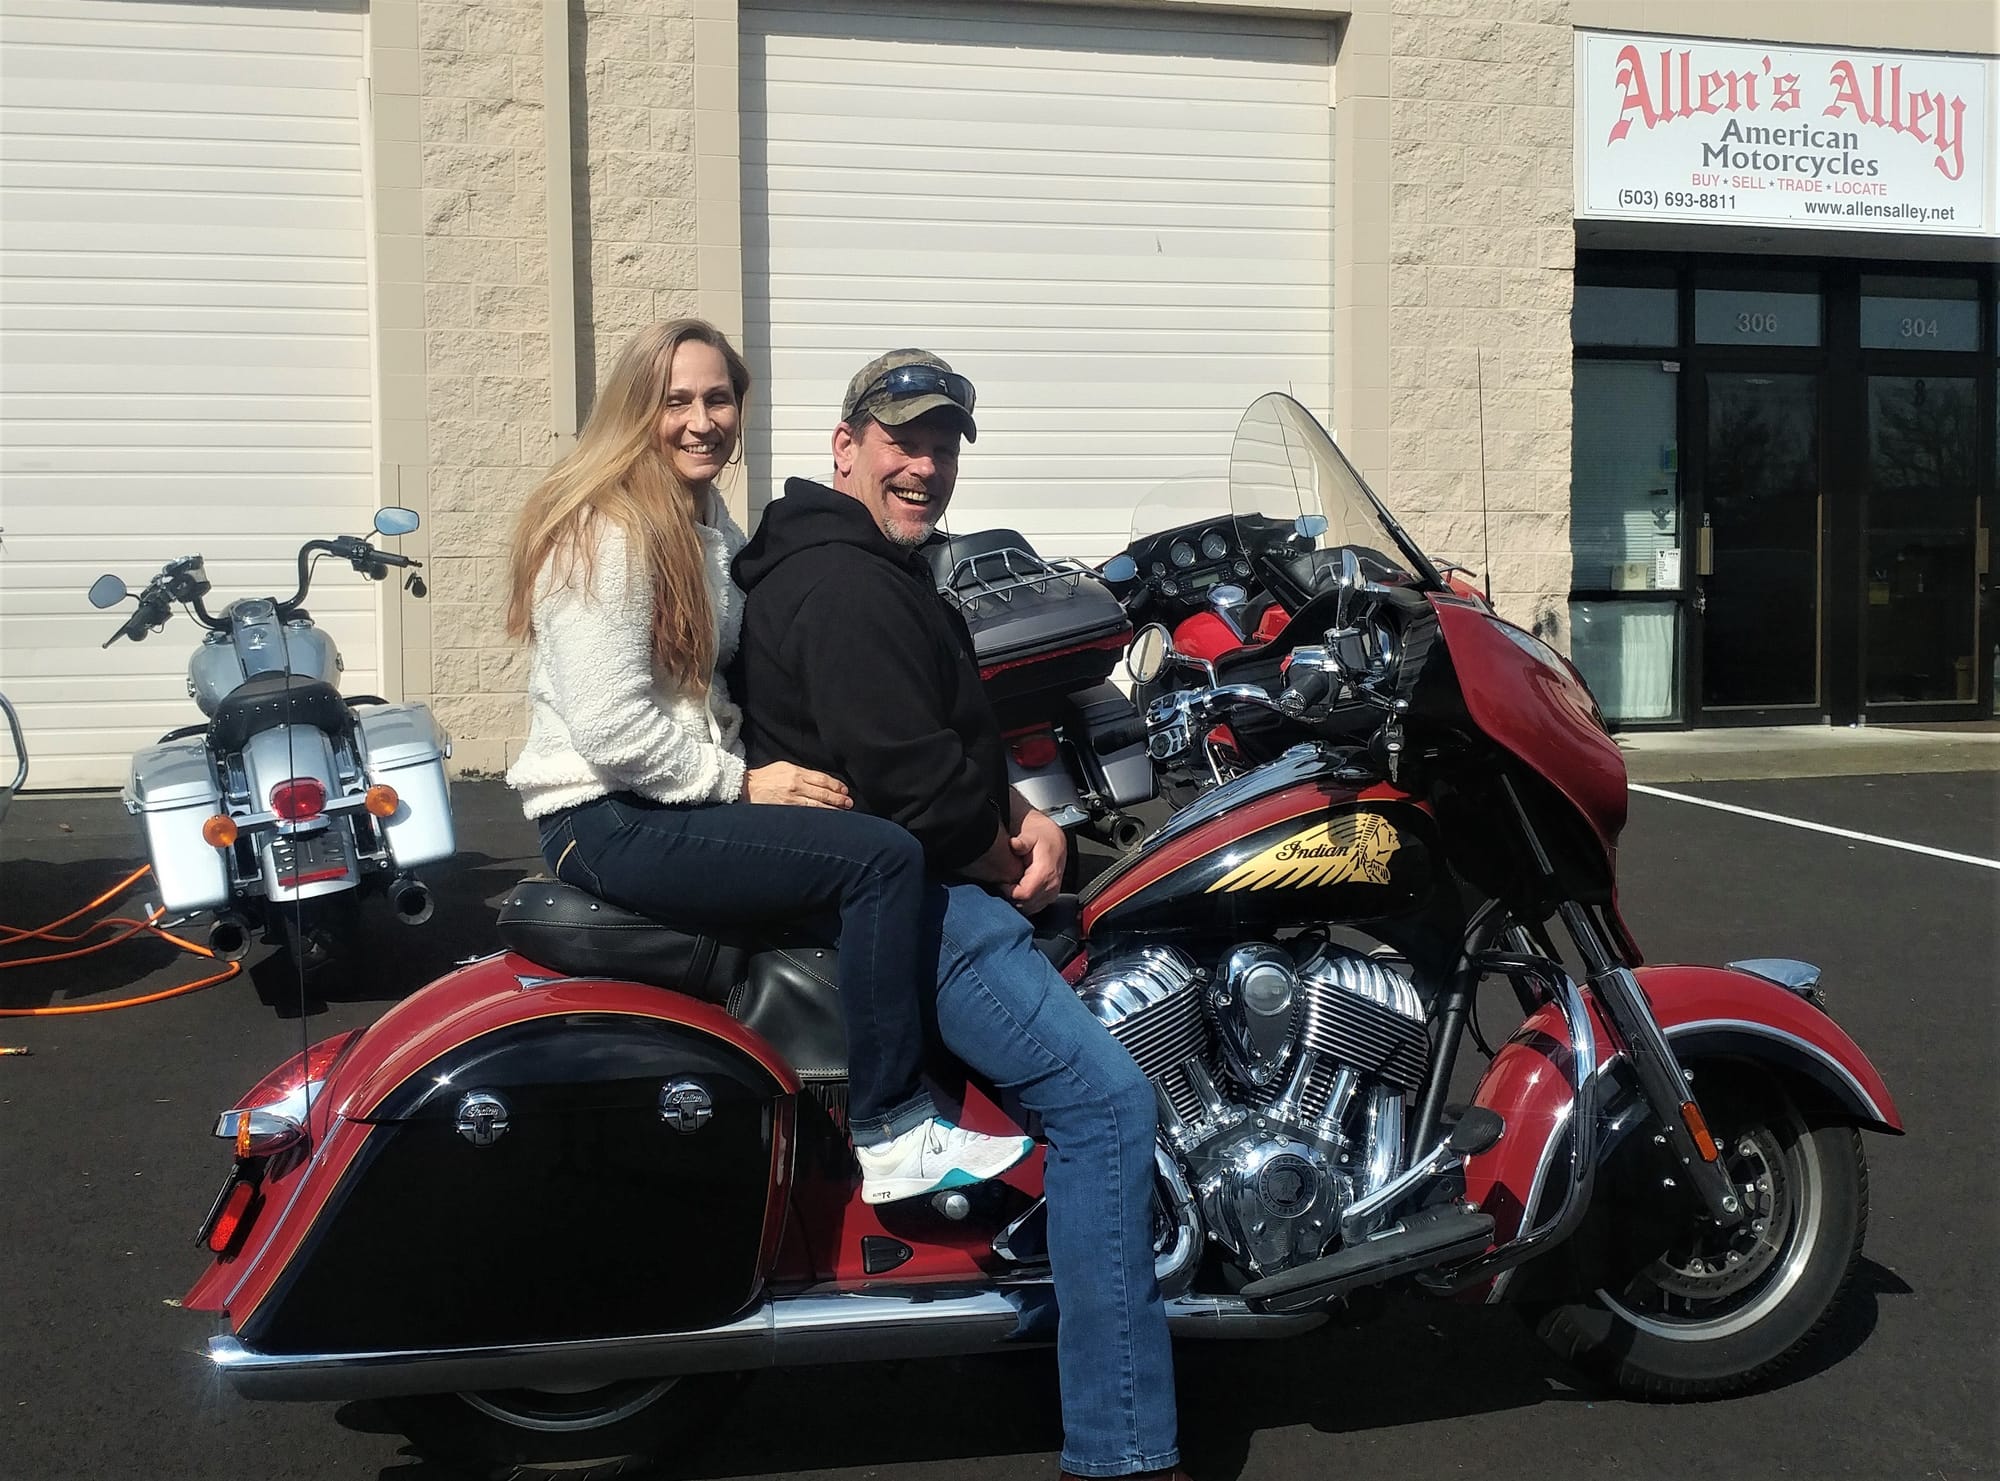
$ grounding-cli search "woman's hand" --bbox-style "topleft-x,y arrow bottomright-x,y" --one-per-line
744,762 -> 853,809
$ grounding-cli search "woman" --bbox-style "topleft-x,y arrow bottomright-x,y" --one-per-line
504,318 -> 1029,1204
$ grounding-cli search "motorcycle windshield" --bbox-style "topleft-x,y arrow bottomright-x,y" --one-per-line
1127,474 -> 1232,549
1227,394 -> 1443,591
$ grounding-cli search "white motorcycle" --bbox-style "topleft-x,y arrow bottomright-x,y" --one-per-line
87,509 -> 456,968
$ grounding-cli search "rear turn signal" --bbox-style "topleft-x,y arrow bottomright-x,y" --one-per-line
202,814 -> 239,849
269,777 -> 326,821
364,784 -> 399,818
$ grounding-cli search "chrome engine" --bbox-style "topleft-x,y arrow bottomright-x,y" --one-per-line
1074,941 -> 1429,1278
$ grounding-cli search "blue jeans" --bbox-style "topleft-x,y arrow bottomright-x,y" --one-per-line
931,883 -> 1179,1478
537,793 -> 937,1145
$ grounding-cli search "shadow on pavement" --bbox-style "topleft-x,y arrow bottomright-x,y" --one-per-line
335,1260 -> 1913,1481
334,1298 -> 1596,1481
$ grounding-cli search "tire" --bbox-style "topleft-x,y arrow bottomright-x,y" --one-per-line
1530,1065 -> 1868,1399
272,891 -> 357,973
380,1372 -> 746,1480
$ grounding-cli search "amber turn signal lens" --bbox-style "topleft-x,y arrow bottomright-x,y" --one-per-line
364,784 -> 399,818
202,814 -> 239,849
1679,1100 -> 1721,1162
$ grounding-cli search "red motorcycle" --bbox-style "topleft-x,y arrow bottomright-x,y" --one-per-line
181,395 -> 1898,1477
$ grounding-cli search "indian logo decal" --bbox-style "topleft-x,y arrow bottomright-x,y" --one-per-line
1205,813 -> 1402,894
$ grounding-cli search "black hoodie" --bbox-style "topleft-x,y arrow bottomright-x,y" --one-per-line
730,478 -> 1009,872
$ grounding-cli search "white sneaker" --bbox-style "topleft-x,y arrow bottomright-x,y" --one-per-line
853,1118 -> 1035,1205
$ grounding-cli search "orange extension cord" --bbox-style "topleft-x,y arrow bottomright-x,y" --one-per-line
0,864 -> 242,1016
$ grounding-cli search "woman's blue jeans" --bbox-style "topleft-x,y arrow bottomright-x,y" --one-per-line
536,792 -> 937,1145
931,882 -> 1179,1478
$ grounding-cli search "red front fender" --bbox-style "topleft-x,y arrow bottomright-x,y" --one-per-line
1461,962 -> 1901,1283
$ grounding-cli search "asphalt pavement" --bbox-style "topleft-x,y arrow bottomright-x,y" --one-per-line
1,770 -> 1995,1481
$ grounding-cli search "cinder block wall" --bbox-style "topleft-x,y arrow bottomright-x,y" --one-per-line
418,0 -> 552,773
414,0 -> 705,775
1385,0 -> 1576,646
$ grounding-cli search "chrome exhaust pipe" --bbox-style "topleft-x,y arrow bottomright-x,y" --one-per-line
207,913 -> 250,962
208,1283 -> 1051,1402
206,1272 -> 1319,1404
388,875 -> 434,926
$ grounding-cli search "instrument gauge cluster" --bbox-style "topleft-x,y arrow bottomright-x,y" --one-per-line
1129,520 -> 1242,608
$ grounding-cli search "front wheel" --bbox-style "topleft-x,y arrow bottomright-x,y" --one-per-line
380,1372 -> 746,1480
1530,1067 -> 1868,1399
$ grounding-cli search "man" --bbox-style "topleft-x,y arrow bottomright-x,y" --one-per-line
732,350 -> 1183,1481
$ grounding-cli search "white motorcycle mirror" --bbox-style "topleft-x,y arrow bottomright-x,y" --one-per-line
1099,553 -> 1138,583
1295,513 -> 1329,541
374,506 -> 420,538
1127,623 -> 1173,684
88,574 -> 129,609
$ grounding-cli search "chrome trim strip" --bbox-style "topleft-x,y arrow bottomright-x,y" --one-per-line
208,1284 -> 1048,1402
1667,1017 -> 1888,1125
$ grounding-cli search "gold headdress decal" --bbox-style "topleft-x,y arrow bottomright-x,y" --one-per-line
1206,813 -> 1402,894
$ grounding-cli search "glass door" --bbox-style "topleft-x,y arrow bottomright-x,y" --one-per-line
1699,372 -> 1822,712
1862,374 -> 1980,707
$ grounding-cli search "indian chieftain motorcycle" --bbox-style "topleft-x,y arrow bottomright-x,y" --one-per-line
88,510 -> 455,965
180,397 -> 1897,1477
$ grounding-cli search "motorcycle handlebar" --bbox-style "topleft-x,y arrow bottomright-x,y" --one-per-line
279,537 -> 419,615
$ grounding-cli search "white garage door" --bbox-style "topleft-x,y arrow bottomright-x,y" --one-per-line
742,0 -> 1333,561
0,0 -> 375,790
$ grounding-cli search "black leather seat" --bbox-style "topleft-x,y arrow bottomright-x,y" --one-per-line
496,877 -> 1086,1083
495,879 -> 748,1002
208,672 -> 353,753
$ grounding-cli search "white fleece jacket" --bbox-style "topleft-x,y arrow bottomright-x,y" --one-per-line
506,499 -> 749,818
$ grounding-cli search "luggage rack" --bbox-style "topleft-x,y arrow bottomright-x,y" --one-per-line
938,547 -> 1101,616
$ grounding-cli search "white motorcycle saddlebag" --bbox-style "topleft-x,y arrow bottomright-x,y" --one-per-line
123,739 -> 231,914
355,703 -> 455,869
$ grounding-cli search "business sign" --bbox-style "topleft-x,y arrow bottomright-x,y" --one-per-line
1576,30 -> 1997,236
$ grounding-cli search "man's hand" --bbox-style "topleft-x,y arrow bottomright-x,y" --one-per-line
1006,800 -> 1067,915
958,823 -> 1027,889
744,762 -> 852,809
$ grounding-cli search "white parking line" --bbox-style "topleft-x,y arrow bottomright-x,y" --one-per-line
1630,783 -> 2000,871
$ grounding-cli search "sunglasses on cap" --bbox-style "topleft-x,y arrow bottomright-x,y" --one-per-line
854,364 -> 977,414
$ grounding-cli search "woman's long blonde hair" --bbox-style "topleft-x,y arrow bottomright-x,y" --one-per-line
506,319 -> 752,695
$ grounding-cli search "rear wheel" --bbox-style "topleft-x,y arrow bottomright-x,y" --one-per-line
1531,1067 -> 1868,1398
381,1372 -> 746,1480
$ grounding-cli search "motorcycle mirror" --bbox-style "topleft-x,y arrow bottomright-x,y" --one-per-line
88,574 -> 129,609
1127,623 -> 1173,684
1100,554 -> 1138,583
374,506 -> 420,537
1294,513 -> 1329,541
